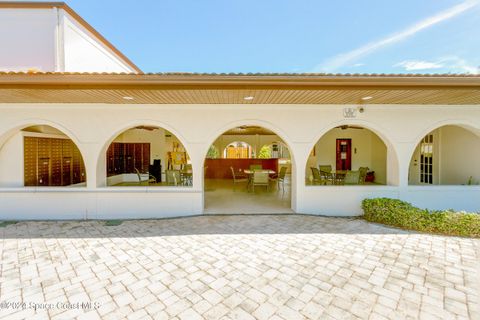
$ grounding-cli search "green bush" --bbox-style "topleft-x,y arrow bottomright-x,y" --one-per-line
104,220 -> 123,226
362,198 -> 480,237
0,221 -> 17,228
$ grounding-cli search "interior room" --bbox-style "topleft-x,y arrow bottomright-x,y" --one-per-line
204,125 -> 292,214
106,126 -> 192,187
306,126 -> 387,186
0,125 -> 86,187
408,125 -> 480,185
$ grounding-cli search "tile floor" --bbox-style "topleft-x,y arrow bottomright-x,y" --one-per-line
0,215 -> 478,319
204,178 -> 292,214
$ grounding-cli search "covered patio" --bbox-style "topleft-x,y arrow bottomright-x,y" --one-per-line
203,125 -> 293,214
0,73 -> 479,219
306,125 -> 388,186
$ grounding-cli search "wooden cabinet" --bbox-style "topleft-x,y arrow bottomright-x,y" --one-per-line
125,143 -> 135,173
62,139 -> 73,186
23,136 -> 85,186
24,137 -> 37,186
142,143 -> 150,173
106,142 -> 151,176
51,139 -> 62,186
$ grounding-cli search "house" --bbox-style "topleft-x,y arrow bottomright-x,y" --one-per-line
1,2 -> 479,219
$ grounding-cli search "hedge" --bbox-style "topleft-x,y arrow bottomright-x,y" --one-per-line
362,198 -> 480,237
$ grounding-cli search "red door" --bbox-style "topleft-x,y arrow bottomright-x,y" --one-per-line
336,139 -> 351,170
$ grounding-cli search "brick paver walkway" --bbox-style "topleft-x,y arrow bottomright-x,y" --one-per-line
0,215 -> 478,319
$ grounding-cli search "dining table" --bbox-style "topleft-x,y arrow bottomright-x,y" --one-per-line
332,170 -> 347,184
243,169 -> 276,175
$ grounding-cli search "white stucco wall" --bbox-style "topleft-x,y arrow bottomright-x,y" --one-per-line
0,103 -> 479,219
0,132 -> 23,187
62,11 -> 136,73
0,7 -> 137,73
0,8 -> 57,72
439,126 -> 480,185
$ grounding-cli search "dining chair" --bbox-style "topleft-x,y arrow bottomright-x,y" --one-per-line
230,166 -> 248,191
319,165 -> 332,174
344,170 -> 361,185
310,167 -> 322,185
271,166 -> 288,191
319,165 -> 334,185
358,167 -> 369,184
135,168 -> 156,186
165,170 -> 181,186
180,171 -> 193,186
251,171 -> 269,192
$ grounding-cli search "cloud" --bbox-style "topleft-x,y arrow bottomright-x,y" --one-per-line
394,60 -> 444,71
394,56 -> 479,74
313,0 -> 479,72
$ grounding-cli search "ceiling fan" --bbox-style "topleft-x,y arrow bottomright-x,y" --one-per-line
336,125 -> 364,130
238,125 -> 262,130
135,126 -> 157,131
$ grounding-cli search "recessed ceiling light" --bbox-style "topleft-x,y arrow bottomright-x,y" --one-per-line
243,96 -> 254,101
361,96 -> 373,100
123,96 -> 134,100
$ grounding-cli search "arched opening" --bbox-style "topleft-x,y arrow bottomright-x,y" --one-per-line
204,125 -> 293,213
223,141 -> 253,159
408,125 -> 480,185
0,125 -> 86,187
306,125 -> 389,185
104,126 -> 192,187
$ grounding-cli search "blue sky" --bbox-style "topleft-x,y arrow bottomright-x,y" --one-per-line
65,0 -> 480,74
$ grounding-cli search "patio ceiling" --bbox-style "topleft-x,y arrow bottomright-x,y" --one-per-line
1,73 -> 480,105
223,126 -> 276,135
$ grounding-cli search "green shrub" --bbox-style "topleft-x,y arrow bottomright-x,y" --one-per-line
104,220 -> 123,226
362,198 -> 480,237
0,221 -> 17,228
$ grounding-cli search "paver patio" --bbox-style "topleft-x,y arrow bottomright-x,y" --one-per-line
0,215 -> 478,320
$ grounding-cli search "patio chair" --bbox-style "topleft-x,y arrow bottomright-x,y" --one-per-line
270,166 -> 288,191
165,170 -> 181,186
135,168 -> 156,186
344,170 -> 361,185
358,167 -> 369,184
251,171 -> 269,192
319,165 -> 332,174
230,166 -> 248,191
180,171 -> 193,186
310,167 -> 323,185
319,165 -> 334,184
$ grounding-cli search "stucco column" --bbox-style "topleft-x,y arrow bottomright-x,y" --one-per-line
290,143 -> 311,213
187,143 -> 206,191
82,143 -> 99,189
394,142 -> 415,188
